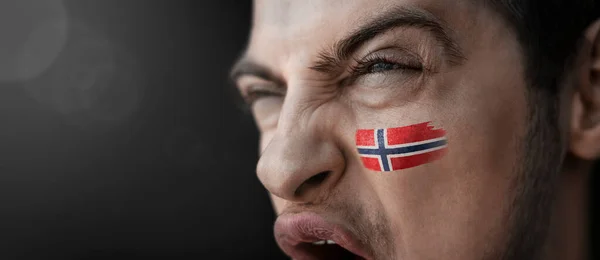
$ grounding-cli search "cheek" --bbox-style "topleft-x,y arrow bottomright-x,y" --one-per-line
253,98 -> 283,133
359,63 -> 528,257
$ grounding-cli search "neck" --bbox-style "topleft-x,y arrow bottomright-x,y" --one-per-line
545,161 -> 590,260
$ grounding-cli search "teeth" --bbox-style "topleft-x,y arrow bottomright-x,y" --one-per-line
311,240 -> 336,245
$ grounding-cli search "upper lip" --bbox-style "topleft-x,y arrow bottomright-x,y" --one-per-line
274,212 -> 372,260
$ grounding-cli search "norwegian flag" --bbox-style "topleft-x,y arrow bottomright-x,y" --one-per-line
356,122 -> 447,172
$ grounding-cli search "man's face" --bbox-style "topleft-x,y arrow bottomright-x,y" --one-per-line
233,0 -> 560,259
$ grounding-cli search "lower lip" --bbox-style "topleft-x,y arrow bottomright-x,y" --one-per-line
274,212 -> 370,259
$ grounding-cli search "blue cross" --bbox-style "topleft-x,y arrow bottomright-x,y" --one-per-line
357,129 -> 447,171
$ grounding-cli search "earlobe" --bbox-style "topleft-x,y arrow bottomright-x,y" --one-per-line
570,92 -> 599,160
569,19 -> 600,160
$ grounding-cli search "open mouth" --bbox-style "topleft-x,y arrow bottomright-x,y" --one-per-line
274,212 -> 372,260
294,239 -> 366,260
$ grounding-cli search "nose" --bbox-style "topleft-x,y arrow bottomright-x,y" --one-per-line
257,132 -> 345,202
256,107 -> 345,203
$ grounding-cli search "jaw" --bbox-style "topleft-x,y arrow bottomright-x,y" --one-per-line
540,160 -> 590,260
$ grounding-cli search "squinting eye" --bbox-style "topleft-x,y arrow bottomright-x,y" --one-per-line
244,86 -> 285,106
369,62 -> 402,73
349,54 -> 423,78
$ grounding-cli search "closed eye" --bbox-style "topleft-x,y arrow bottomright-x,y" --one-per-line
367,60 -> 422,73
348,51 -> 424,78
242,85 -> 285,106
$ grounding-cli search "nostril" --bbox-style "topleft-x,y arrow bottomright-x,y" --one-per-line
294,171 -> 331,197
305,171 -> 330,186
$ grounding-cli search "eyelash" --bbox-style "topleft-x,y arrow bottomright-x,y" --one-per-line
348,53 -> 423,77
243,54 -> 424,105
243,88 -> 282,106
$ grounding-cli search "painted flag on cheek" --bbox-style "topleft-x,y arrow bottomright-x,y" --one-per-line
356,122 -> 447,172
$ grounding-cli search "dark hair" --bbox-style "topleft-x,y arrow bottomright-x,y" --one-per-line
487,3 -> 599,259
489,0 -> 599,94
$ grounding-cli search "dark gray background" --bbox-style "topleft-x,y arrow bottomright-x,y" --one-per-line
0,1 -> 596,259
0,1 -> 284,259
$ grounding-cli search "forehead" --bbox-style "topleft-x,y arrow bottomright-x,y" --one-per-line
248,0 -> 482,71
253,0 -> 472,24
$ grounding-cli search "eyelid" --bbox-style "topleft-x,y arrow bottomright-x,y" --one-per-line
238,75 -> 284,94
347,47 -> 425,77
373,47 -> 423,65
242,83 -> 286,105
247,84 -> 286,96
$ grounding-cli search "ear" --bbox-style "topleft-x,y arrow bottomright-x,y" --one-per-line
570,19 -> 600,160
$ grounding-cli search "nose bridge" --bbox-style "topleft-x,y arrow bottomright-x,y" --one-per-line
256,82 -> 344,202
276,81 -> 318,135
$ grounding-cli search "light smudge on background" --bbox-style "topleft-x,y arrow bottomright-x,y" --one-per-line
23,20 -> 144,132
0,0 -> 68,82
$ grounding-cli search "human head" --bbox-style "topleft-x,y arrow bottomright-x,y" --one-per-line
231,1 -> 600,259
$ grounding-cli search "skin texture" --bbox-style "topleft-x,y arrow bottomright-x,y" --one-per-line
232,0 -> 600,259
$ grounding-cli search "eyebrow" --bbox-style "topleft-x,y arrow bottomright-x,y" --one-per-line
229,6 -> 465,83
312,6 -> 465,73
229,58 -> 285,87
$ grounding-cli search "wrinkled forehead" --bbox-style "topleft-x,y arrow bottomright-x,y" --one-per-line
248,0 -> 478,70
